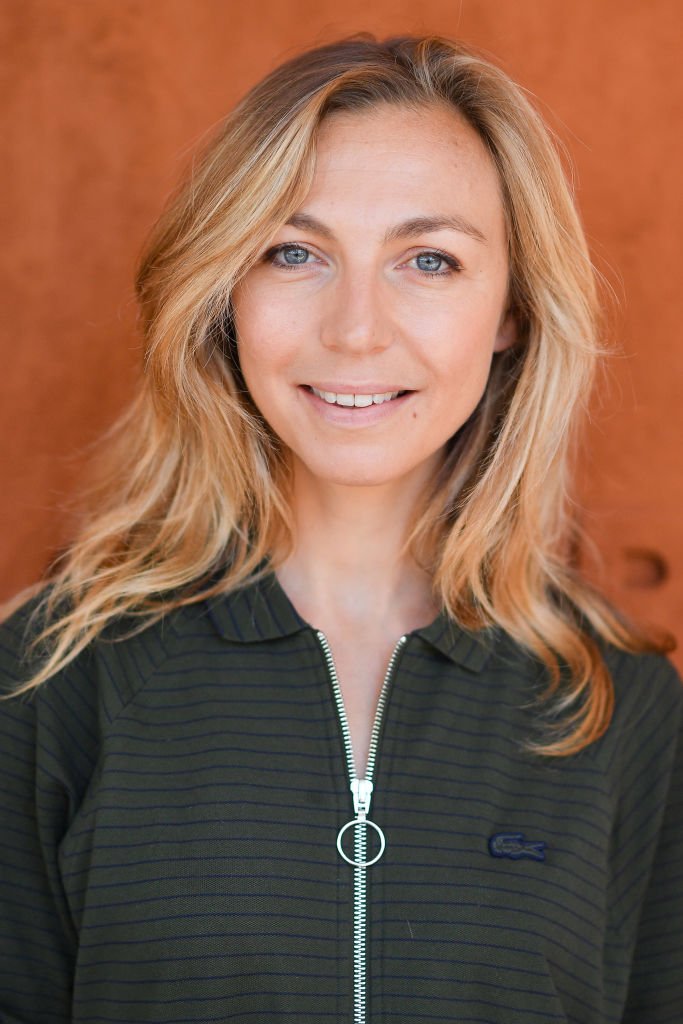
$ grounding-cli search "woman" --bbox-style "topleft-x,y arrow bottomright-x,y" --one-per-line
1,32 -> 681,1024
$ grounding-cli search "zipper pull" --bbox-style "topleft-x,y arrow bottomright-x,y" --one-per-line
338,779 -> 386,867
351,777 -> 373,817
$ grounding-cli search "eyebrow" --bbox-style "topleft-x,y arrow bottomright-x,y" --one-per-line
283,211 -> 487,245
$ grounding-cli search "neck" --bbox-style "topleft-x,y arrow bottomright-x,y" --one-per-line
273,458 -> 440,634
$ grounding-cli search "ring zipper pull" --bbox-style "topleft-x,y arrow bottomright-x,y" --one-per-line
336,778 -> 386,867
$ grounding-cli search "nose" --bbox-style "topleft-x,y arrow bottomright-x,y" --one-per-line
319,263 -> 392,355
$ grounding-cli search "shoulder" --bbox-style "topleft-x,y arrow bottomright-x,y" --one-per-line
602,642 -> 683,729
590,642 -> 683,790
0,587 -> 220,722
0,586 -> 49,696
0,590 -> 225,815
548,607 -> 683,737
0,590 -> 226,833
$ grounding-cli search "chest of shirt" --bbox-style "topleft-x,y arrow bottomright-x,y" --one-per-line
57,631 -> 614,1022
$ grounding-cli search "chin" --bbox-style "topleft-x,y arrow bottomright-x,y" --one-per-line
317,469 -> 402,488
294,449 -> 435,490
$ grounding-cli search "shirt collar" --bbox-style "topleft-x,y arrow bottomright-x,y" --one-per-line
204,566 -> 497,674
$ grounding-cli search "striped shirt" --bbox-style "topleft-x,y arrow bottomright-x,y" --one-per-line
1,569 -> 681,1022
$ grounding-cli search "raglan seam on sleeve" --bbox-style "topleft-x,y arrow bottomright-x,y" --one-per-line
98,611 -> 200,738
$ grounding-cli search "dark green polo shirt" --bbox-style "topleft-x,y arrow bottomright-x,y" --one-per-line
1,571 -> 681,1022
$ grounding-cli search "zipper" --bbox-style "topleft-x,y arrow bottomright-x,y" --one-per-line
316,630 -> 408,1024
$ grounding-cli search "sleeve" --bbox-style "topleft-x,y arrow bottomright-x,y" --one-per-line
621,656 -> 683,1022
0,604 -> 78,1023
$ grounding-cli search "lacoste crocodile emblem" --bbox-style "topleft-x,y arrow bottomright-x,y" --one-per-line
488,832 -> 547,862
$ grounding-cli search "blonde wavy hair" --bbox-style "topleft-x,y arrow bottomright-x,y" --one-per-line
6,32 -> 674,754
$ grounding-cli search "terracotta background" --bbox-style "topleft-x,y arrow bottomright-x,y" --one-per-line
1,0 -> 681,668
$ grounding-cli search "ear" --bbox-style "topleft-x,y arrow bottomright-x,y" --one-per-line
493,308 -> 518,353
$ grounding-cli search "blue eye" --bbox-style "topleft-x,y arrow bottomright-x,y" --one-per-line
264,243 -> 461,277
267,244 -> 316,269
412,251 -> 461,277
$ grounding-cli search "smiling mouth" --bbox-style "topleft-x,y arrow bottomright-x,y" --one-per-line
303,385 -> 411,408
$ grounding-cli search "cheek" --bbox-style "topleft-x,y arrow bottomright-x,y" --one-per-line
232,289 -> 301,383
425,309 -> 501,404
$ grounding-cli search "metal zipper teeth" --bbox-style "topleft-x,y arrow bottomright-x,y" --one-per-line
316,630 -> 408,1024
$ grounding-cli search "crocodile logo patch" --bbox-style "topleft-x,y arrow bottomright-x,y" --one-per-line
488,831 -> 547,862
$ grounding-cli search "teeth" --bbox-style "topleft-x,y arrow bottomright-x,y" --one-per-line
310,386 -> 402,406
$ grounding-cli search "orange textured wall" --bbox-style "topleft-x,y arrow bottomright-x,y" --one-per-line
1,0 -> 681,666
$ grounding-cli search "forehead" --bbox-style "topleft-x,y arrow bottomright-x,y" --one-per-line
306,102 -> 505,239
317,100 -> 486,152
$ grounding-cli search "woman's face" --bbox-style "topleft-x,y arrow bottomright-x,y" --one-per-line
231,102 -> 515,489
